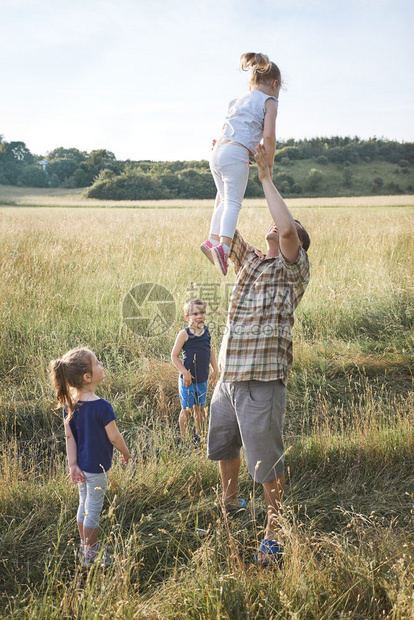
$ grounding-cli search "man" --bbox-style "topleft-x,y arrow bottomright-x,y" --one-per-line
207,143 -> 311,565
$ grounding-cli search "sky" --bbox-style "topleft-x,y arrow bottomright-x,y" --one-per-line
1,0 -> 413,161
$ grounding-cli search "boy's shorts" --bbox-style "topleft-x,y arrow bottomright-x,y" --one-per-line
207,378 -> 286,483
179,377 -> 208,409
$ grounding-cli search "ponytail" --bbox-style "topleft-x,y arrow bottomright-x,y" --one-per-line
49,348 -> 93,421
50,358 -> 75,420
240,52 -> 271,73
239,52 -> 282,88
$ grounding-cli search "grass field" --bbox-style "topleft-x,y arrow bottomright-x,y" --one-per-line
2,184 -> 414,208
0,196 -> 413,618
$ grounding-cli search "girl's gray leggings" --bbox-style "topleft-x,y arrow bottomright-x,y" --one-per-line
77,471 -> 109,529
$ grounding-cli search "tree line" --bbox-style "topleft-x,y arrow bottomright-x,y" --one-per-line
1,134 -> 413,199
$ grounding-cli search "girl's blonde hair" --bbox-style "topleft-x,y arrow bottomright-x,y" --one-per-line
50,347 -> 93,420
240,52 -> 282,88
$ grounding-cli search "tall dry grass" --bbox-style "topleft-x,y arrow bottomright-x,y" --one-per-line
1,389 -> 413,618
0,202 -> 413,618
1,204 -> 412,433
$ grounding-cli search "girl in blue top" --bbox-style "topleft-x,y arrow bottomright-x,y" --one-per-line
201,52 -> 282,276
50,347 -> 130,567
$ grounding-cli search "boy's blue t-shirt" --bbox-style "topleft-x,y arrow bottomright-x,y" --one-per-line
64,399 -> 116,473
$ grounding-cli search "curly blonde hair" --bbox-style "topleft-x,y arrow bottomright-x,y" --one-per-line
240,52 -> 282,88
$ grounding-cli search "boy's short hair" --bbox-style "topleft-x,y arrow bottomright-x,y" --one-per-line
184,298 -> 205,316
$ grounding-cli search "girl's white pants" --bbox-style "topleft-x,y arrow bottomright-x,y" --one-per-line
209,141 -> 250,239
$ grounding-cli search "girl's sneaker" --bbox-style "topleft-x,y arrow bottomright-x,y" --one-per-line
211,243 -> 229,276
81,542 -> 113,568
200,239 -> 215,265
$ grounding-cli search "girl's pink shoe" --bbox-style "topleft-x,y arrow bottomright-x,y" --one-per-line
211,243 -> 229,276
200,239 -> 215,265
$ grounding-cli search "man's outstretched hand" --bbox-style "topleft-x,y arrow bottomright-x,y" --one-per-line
255,144 -> 272,183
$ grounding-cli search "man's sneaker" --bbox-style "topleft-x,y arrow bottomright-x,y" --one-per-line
81,542 -> 113,568
253,538 -> 283,566
200,239 -> 215,265
211,243 -> 229,276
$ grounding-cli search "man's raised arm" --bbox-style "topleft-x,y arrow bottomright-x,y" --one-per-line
255,144 -> 301,263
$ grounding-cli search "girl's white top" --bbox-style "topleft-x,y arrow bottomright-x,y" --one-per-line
219,89 -> 278,154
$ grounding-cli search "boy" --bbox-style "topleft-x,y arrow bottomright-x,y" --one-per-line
171,298 -> 218,446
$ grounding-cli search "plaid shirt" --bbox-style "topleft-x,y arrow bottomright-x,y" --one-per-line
219,230 -> 310,383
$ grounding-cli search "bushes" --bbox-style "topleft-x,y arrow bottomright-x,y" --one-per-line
343,164 -> 353,187
275,146 -> 303,161
307,168 -> 325,191
84,169 -> 168,200
83,158 -> 414,200
18,165 -> 49,188
275,172 -> 301,195
84,167 -> 219,200
176,168 -> 216,199
372,176 -> 384,193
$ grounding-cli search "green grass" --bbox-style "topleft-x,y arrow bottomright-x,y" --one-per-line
0,202 -> 413,618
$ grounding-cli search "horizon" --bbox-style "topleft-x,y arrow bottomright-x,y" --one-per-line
2,133 -> 412,164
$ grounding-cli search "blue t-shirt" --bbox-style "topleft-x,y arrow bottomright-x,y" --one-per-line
64,399 -> 116,473
181,325 -> 211,383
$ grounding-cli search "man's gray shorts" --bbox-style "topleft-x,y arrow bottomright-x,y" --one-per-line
207,379 -> 286,483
